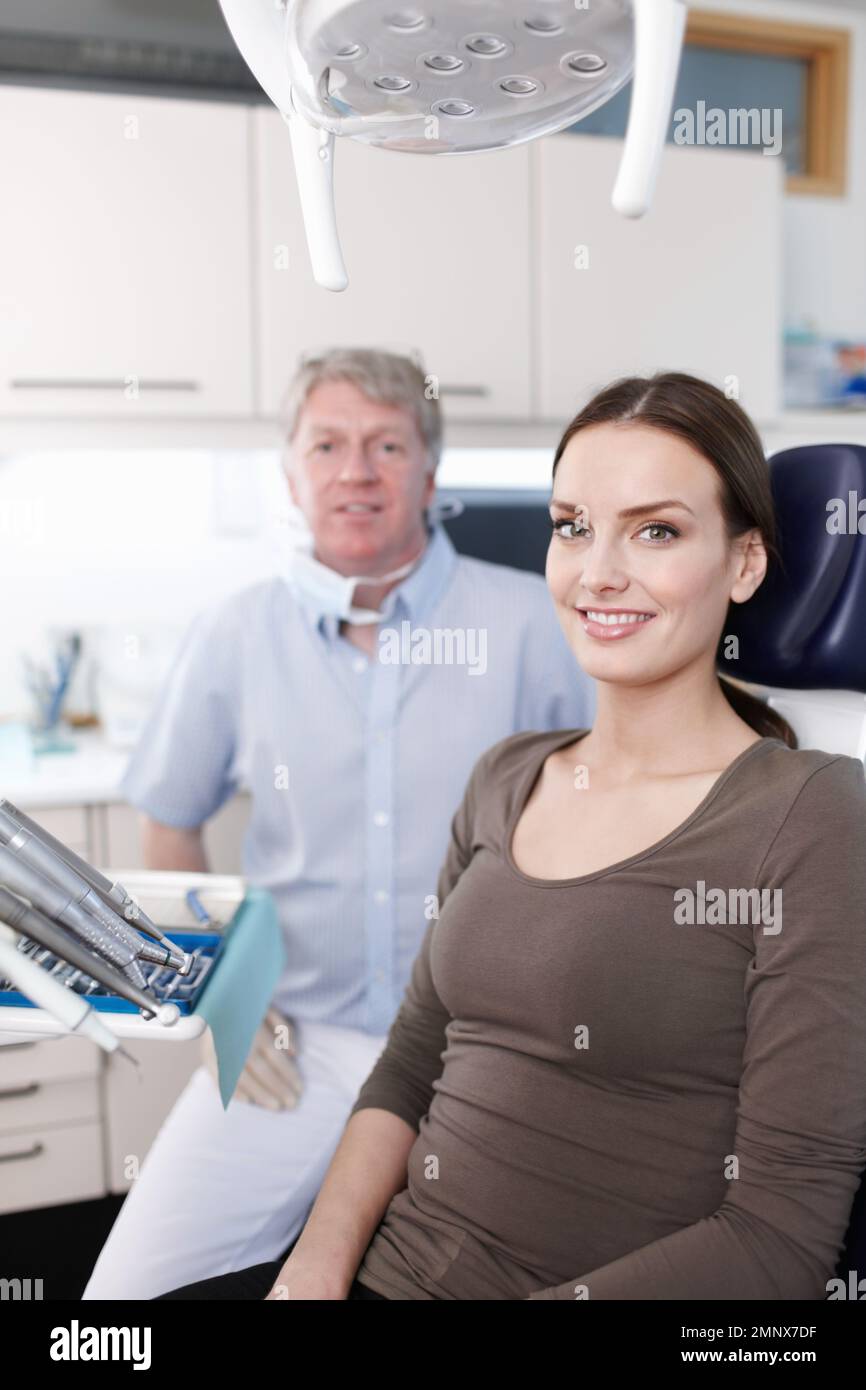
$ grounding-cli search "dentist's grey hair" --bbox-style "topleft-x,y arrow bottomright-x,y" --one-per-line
280,347 -> 443,472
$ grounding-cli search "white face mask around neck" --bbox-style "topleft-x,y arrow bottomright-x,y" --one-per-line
286,545 -> 420,624
282,498 -> 463,625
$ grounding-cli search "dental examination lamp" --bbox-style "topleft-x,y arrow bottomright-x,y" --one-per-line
217,0 -> 690,289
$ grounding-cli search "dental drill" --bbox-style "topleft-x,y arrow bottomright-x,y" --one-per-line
0,805 -> 191,975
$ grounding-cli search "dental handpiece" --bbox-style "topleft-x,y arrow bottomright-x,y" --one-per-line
0,809 -> 189,974
0,845 -> 149,990
0,799 -> 188,965
0,886 -> 179,1023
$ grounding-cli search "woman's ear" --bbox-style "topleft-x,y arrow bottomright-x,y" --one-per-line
729,529 -> 768,605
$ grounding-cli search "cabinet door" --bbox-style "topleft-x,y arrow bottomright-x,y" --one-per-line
0,87 -> 254,417
255,110 -> 532,421
103,1037 -> 201,1194
536,135 -> 782,422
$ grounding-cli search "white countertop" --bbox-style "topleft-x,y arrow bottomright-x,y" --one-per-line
2,730 -> 134,809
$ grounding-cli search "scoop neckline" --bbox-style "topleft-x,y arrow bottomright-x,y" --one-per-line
503,729 -> 781,890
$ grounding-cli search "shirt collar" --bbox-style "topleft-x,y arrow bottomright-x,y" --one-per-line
312,522 -> 457,642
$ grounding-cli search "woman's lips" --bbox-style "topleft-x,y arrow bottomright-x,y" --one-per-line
575,608 -> 657,640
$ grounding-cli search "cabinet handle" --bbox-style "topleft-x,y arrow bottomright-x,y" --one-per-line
0,1082 -> 40,1101
437,384 -> 490,398
0,1140 -> 45,1164
10,378 -> 200,392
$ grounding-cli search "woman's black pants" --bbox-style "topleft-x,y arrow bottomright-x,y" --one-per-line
154,1238 -> 386,1300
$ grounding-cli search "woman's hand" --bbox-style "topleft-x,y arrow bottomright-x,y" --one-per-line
261,1109 -> 416,1302
265,1256 -> 349,1301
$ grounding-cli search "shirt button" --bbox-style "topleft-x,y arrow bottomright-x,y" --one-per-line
352,657 -> 366,674
374,969 -> 386,983
373,811 -> 389,827
374,889 -> 389,904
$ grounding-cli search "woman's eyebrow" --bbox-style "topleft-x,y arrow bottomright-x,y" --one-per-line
550,498 -> 695,518
549,499 -> 583,513
618,499 -> 696,519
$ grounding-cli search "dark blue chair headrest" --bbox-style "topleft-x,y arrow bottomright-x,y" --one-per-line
721,443 -> 866,693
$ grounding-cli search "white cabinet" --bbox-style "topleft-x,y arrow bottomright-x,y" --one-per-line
102,1036 -> 202,1194
0,1038 -> 105,1215
0,88 -> 254,418
0,1032 -> 202,1208
254,109 -> 533,421
536,135 -> 783,423
0,89 -> 784,434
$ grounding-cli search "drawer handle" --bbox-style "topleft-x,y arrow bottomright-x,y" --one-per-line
10,378 -> 200,392
0,1082 -> 41,1101
0,1141 -> 45,1164
438,384 -> 490,398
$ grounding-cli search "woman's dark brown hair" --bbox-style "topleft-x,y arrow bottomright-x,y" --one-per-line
551,371 -> 797,749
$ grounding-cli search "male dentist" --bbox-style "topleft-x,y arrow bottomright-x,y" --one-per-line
83,348 -> 594,1299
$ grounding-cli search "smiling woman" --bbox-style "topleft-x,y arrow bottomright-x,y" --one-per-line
547,371 -> 798,749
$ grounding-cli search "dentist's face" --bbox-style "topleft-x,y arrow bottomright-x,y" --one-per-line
285,379 -> 435,574
546,422 -> 766,685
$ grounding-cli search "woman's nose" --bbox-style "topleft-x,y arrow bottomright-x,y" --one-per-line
578,540 -> 629,594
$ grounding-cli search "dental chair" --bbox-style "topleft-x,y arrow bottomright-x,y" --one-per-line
441,440 -> 866,1293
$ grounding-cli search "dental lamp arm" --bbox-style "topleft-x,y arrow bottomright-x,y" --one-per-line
612,0 -> 689,217
284,106 -> 348,292
217,0 -> 347,291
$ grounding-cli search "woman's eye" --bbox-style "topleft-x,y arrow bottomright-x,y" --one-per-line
551,518 -> 589,540
313,441 -> 333,453
637,522 -> 680,543
550,518 -> 680,543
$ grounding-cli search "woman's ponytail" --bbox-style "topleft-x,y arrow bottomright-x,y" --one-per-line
718,676 -> 798,749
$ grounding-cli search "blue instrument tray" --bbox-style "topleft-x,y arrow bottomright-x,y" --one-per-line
0,930 -> 225,1015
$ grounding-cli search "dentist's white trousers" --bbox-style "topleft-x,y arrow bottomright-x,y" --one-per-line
82,1019 -> 388,1301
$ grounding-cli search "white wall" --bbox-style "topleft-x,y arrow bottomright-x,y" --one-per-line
0,452 -> 281,720
733,0 -> 866,337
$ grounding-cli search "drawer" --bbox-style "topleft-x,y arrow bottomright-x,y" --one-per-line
0,1121 -> 105,1214
0,1075 -> 101,1135
0,1036 -> 101,1085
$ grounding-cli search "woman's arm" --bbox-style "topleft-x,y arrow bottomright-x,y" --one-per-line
266,1108 -> 416,1299
527,756 -> 866,1301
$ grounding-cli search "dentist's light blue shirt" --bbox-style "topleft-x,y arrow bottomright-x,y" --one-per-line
120,523 -> 595,1034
